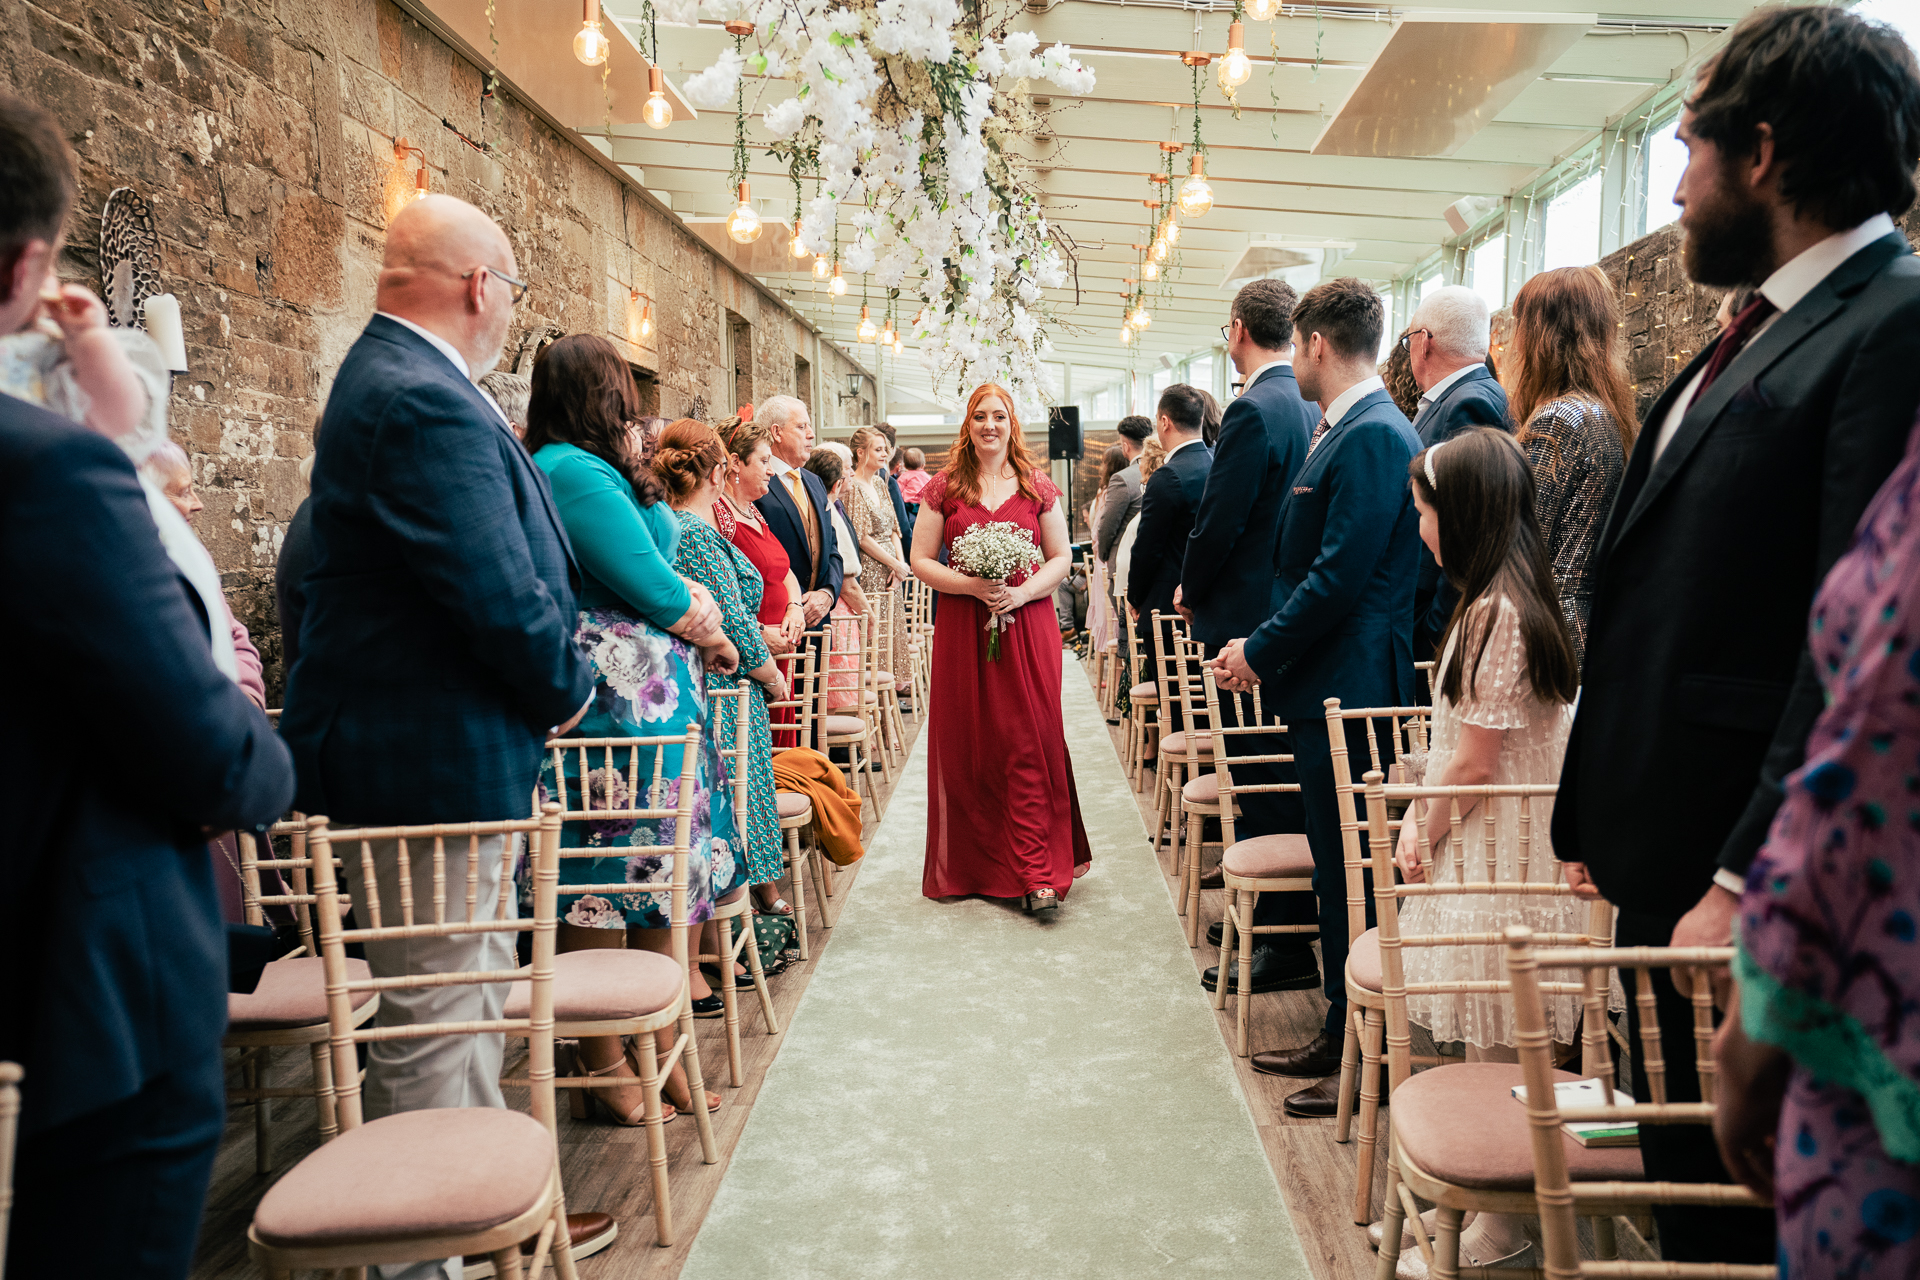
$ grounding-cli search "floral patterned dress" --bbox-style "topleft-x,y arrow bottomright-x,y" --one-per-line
1739,415 -> 1920,1278
673,510 -> 782,887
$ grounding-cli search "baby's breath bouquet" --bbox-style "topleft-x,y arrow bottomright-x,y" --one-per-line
949,520 -> 1044,661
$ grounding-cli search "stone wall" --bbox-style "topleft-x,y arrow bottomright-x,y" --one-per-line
1,0 -> 867,700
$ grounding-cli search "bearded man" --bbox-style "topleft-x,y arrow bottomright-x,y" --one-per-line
1550,5 -> 1920,1264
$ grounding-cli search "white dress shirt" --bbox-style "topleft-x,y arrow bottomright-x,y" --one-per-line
1238,357 -> 1293,394
1164,435 -> 1207,461
1415,362 -> 1481,417
1324,375 -> 1387,430
1650,212 -> 1897,462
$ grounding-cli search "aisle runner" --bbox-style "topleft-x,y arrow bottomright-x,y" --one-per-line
682,654 -> 1312,1280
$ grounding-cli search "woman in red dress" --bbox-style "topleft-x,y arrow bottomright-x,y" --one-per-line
909,383 -> 1091,911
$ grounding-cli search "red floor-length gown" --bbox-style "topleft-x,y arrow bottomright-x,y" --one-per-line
920,469 -> 1092,899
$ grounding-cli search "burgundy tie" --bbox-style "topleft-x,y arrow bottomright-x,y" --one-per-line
1306,417 -> 1331,456
1695,294 -> 1778,397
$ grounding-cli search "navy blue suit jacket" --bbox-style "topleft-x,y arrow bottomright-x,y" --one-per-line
1181,364 -> 1317,648
1128,439 -> 1213,644
280,317 -> 591,823
756,463 -> 844,603
0,397 -> 294,1133
1244,389 -> 1422,721
1411,367 -> 1511,638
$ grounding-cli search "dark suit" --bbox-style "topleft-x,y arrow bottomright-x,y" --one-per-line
280,316 -> 591,825
1,397 -> 295,1278
1127,438 -> 1213,645
1181,363 -> 1317,648
1243,387 -> 1422,1038
1409,365 -> 1510,660
275,494 -> 314,672
1555,229 -> 1920,1263
757,461 -> 844,604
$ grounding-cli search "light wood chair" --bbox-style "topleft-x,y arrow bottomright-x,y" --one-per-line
1122,588 -> 1156,791
1362,773 -> 1627,1276
1196,670 -> 1316,1046
867,594 -> 910,766
247,805 -> 579,1280
703,686 -> 781,1087
0,1061 -> 18,1280
822,613 -> 884,806
769,640 -> 835,952
1174,652 -> 1254,943
518,729 -> 721,1246
1507,932 -> 1772,1280
1147,609 -> 1211,854
903,577 -> 932,722
224,816 -> 382,1174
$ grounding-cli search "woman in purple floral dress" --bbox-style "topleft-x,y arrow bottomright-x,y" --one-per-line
1720,411 -> 1920,1276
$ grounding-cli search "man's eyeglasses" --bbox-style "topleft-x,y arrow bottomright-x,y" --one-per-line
1396,327 -> 1431,351
463,266 -> 528,305
1219,321 -> 1235,343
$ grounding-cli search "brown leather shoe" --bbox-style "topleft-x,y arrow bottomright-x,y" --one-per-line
1198,865 -> 1224,890
1282,1077 -> 1342,1118
463,1211 -> 617,1276
1250,1029 -> 1342,1078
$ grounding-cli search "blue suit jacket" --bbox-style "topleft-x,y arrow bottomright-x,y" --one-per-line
0,396 -> 294,1133
756,463 -> 844,603
1411,366 -> 1511,636
1244,388 -> 1422,720
280,316 -> 591,823
1181,363 -> 1317,648
1128,439 -> 1213,644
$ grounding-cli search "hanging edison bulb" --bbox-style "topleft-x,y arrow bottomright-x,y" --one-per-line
893,337 -> 904,355
913,306 -> 929,328
881,317 -> 897,345
1119,321 -> 1134,345
573,0 -> 609,65
830,262 -> 847,296
788,228 -> 809,259
726,182 -> 762,244
857,305 -> 877,342
1130,302 -> 1152,329
1221,21 -> 1252,88
1246,0 -> 1278,19
1150,238 -> 1169,264
812,254 -> 831,281
1178,153 -> 1215,218
1143,259 -> 1160,281
1162,216 -> 1181,246
641,66 -> 674,130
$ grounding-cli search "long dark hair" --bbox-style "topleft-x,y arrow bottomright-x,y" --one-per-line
1410,428 -> 1579,706
1505,267 -> 1638,455
523,334 -> 666,505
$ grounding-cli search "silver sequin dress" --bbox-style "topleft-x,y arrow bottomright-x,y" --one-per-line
1520,396 -> 1627,666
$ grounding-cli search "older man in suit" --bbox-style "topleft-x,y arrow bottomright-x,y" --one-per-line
0,93 -> 296,1280
1400,285 -> 1510,660
756,394 -> 844,626
1556,8 -> 1920,1263
280,195 -> 603,1280
1213,278 -> 1421,1117
1127,386 -> 1214,706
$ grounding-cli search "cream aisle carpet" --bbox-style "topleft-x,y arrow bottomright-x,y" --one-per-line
681,654 -> 1313,1279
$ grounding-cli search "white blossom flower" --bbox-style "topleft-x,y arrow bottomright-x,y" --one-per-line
682,47 -> 744,110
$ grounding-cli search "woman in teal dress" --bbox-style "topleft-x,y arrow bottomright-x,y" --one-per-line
523,335 -> 738,1123
652,419 -> 787,906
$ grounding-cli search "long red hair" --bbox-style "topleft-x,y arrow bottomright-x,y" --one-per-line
942,383 -> 1043,508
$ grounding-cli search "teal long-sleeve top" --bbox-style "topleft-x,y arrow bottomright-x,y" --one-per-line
532,443 -> 692,627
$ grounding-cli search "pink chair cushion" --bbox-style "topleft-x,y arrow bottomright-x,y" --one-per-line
1158,731 -> 1213,756
252,1108 -> 554,1247
1220,833 -> 1314,879
504,948 -> 681,1021
1348,928 -> 1382,992
776,792 -> 813,820
1130,682 -> 1158,702
870,671 -> 896,686
1181,772 -> 1220,804
1391,1062 -> 1645,1191
822,714 -> 869,736
228,957 -> 375,1031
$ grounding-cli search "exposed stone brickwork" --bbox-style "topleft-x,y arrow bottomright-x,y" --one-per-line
1,0 -> 865,701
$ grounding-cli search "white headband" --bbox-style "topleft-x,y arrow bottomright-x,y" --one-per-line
1423,437 -> 1447,490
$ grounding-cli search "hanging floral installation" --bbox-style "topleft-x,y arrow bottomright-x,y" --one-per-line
673,0 -> 1096,407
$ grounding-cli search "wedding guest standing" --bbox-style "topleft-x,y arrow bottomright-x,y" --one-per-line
1,93 -> 296,1279
1095,414 -> 1153,567
1553,7 -> 1920,1263
1127,385 -> 1213,730
756,395 -> 842,627
1502,267 -> 1638,663
1211,278 -> 1421,1116
912,383 -> 1090,911
847,425 -> 913,691
1716,412 -> 1920,1279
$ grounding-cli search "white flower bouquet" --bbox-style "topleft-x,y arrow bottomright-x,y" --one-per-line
948,520 -> 1043,660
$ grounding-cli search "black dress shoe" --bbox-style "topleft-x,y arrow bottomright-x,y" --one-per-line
1198,865 -> 1224,890
690,994 -> 725,1018
1206,921 -> 1319,948
1201,945 -> 1320,994
1251,1028 -> 1343,1078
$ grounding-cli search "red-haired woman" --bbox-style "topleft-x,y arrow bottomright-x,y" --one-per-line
908,384 -> 1091,911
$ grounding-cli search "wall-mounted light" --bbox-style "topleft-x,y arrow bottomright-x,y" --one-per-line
726,181 -> 762,244
574,0 -> 609,66
395,136 -> 430,200
629,288 -> 653,340
641,65 -> 674,129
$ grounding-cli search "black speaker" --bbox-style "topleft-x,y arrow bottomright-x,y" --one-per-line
1048,406 -> 1082,461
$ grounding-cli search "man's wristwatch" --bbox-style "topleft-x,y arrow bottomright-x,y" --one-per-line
1712,868 -> 1747,897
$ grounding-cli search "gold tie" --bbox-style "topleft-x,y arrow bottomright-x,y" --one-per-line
786,471 -> 821,587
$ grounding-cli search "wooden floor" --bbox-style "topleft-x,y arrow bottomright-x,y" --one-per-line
189,714 -> 921,1280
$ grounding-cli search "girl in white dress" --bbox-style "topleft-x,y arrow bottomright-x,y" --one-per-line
1384,426 -> 1590,1275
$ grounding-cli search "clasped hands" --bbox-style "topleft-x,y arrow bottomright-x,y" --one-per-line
1208,637 -> 1260,692
979,577 -> 1029,616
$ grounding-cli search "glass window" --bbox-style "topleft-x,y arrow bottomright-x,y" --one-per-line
1542,173 -> 1602,270
1469,233 -> 1507,311
1418,271 -> 1443,302
1642,116 -> 1685,235
1148,366 -> 1175,410
886,413 -> 949,427
1071,365 -> 1129,422
1187,354 -> 1216,399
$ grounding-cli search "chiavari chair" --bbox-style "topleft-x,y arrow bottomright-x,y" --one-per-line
1172,647 -> 1247,941
1507,931 -> 1771,1280
702,686 -> 781,1087
1360,773 -> 1627,1276
769,640 -> 835,951
867,596 -> 910,765
1147,609 -> 1210,854
0,1061 -> 18,1279
906,577 -> 934,719
224,816 -> 381,1173
821,612 -> 884,803
248,804 -> 581,1279
1121,582 -> 1156,789
502,729 -> 720,1247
